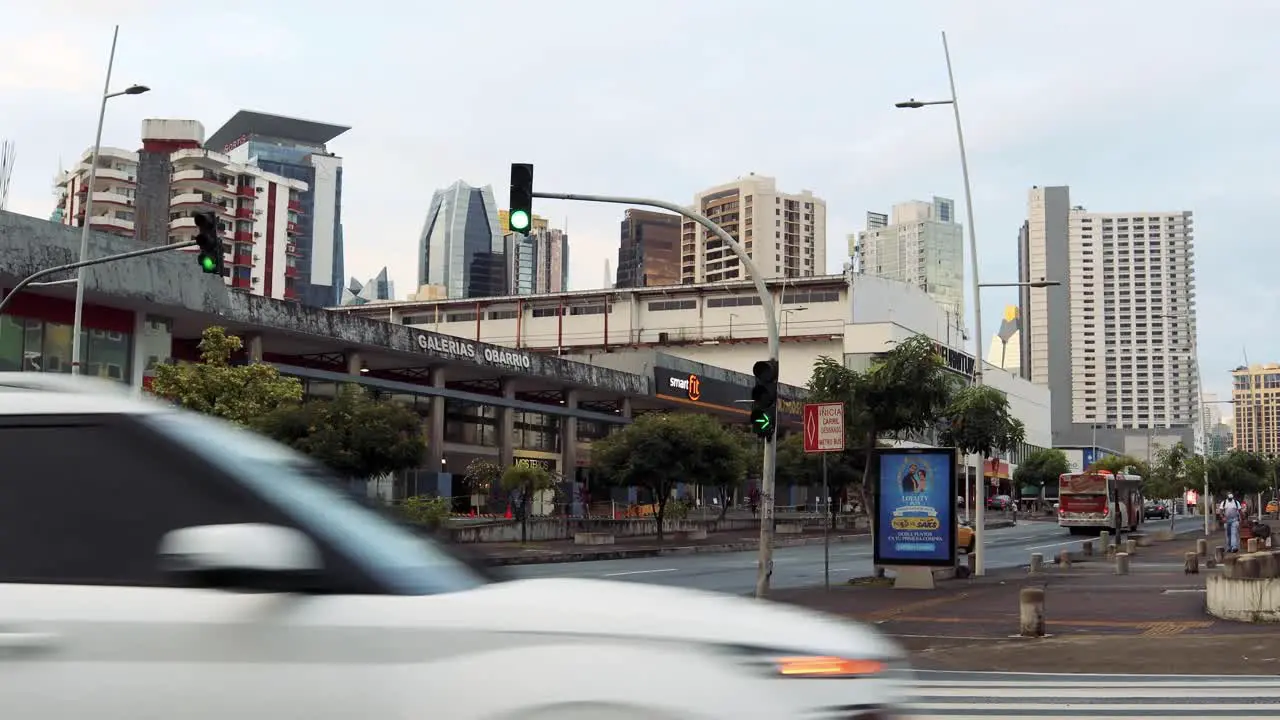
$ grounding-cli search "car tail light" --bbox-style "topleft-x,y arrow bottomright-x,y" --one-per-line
773,656 -> 887,678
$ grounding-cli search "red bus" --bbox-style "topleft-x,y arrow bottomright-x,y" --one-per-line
1057,470 -> 1143,534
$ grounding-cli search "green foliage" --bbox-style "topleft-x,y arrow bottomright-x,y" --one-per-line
150,326 -> 303,426
1147,442 -> 1194,498
1200,450 -> 1272,496
398,495 -> 451,528
463,458 -> 501,495
255,383 -> 426,479
500,462 -> 557,543
1012,448 -> 1070,492
1089,454 -> 1150,478
592,412 -> 748,539
938,384 -> 1026,460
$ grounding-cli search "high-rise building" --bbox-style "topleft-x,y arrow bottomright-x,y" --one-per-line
680,174 -> 826,284
206,111 -> 349,308
340,267 -> 396,305
985,305 -> 1023,375
616,209 -> 681,288
851,197 -> 963,320
417,181 -> 506,299
1231,365 -> 1280,455
1202,391 -> 1233,457
498,209 -> 549,235
53,120 -> 307,302
1020,185 -> 1199,451
504,226 -> 569,295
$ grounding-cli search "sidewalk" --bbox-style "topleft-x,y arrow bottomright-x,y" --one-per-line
477,519 -> 1019,566
773,529 -> 1280,674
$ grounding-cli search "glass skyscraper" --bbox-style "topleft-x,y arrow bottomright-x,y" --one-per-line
418,181 -> 506,299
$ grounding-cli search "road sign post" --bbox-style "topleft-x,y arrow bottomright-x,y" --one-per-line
804,402 -> 845,590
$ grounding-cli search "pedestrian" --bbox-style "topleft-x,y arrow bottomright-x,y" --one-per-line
1220,492 -> 1244,553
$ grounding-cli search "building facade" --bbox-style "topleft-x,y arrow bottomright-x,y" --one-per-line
417,181 -> 505,299
505,227 -> 569,296
680,174 -> 827,284
851,197 -> 964,321
206,111 -> 349,308
54,120 -> 308,302
1231,365 -> 1280,455
341,267 -> 396,305
985,305 -> 1023,375
615,209 -> 681,288
1020,185 -> 1199,453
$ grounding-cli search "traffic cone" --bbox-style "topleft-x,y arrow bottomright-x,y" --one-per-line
504,503 -> 513,520
469,508 -> 475,517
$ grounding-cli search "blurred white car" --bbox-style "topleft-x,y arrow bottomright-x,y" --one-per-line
0,374 -> 911,719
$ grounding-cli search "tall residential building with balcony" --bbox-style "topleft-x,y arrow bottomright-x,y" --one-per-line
504,226 -> 569,296
1019,185 -> 1198,452
616,209 -> 681,288
680,174 -> 826,284
53,120 -> 307,302
1231,365 -> 1280,455
417,181 -> 506,299
207,111 -> 349,308
851,197 -> 964,321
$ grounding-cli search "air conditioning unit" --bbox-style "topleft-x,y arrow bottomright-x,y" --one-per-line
658,332 -> 670,343
254,209 -> 263,216
251,276 -> 261,283
253,231 -> 262,237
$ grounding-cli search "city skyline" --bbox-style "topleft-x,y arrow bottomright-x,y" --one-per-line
4,1 -> 1277,400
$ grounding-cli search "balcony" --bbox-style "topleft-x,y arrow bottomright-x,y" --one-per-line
170,192 -> 218,210
90,191 -> 133,207
94,167 -> 137,184
284,287 -> 300,301
236,185 -> 257,198
286,222 -> 299,235
87,215 -> 134,232
287,199 -> 302,212
285,243 -> 301,256
234,230 -> 253,243
231,276 -> 252,290
235,207 -> 254,220
171,168 -> 223,189
285,265 -> 300,278
233,252 -> 254,266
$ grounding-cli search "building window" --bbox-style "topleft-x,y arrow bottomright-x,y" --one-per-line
0,315 -> 132,382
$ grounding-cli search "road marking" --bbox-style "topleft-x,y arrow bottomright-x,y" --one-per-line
1023,538 -> 1082,551
1163,588 -> 1207,594
602,568 -> 678,577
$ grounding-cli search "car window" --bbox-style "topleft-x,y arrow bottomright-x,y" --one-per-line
0,418 -> 286,586
140,411 -> 487,596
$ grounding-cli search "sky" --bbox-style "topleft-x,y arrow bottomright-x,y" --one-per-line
3,0 -> 1278,406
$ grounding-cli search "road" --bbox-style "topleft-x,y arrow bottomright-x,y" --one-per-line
504,516 -> 1206,594
911,669 -> 1280,718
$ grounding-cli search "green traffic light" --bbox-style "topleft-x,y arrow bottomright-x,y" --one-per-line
754,413 -> 772,431
510,210 -> 530,231
199,255 -> 215,273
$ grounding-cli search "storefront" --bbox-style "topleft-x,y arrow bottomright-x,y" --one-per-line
0,292 -> 142,383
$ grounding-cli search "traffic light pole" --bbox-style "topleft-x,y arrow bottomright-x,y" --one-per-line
533,191 -> 782,598
0,240 -> 198,317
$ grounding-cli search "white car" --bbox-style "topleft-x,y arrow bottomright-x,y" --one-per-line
0,373 -> 912,719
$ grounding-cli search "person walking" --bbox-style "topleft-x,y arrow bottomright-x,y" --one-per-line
1220,492 -> 1244,553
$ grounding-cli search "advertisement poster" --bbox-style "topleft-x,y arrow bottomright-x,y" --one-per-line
873,448 -> 957,567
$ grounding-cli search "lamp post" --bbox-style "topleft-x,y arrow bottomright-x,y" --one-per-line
69,24 -> 149,376
897,31 -> 987,572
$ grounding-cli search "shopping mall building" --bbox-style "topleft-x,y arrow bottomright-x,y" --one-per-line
1,211 -> 814,509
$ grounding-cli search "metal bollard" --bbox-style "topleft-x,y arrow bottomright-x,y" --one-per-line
1100,530 -> 1111,549
1125,538 -> 1137,555
1082,539 -> 1094,557
1185,551 -> 1199,574
1019,586 -> 1046,637
1106,543 -> 1118,560
1215,546 -> 1226,564
1029,553 -> 1044,574
1057,549 -> 1072,568
1115,552 -> 1130,575
1196,538 -> 1208,558
1248,538 -> 1259,553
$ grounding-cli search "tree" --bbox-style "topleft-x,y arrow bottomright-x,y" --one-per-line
463,458 -> 501,496
255,383 -> 426,480
775,432 -> 862,526
150,326 -> 302,425
714,429 -> 760,520
939,385 -> 1027,501
1148,442 -> 1194,500
1012,448 -> 1070,500
501,462 -> 556,543
807,334 -> 956,530
398,495 -> 451,529
591,412 -> 748,541
1089,453 -> 1150,478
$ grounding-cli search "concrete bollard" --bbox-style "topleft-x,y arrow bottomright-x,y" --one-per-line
1248,538 -> 1259,553
1258,552 -> 1278,579
1184,551 -> 1199,574
1057,549 -> 1072,568
1106,543 -> 1118,560
1197,538 -> 1208,558
1019,586 -> 1046,637
1215,546 -> 1226,564
1029,553 -> 1044,574
1125,538 -> 1137,555
1115,552 -> 1130,575
1100,530 -> 1111,549
1223,555 -> 1240,579
966,552 -> 976,575
1239,556 -> 1261,579
1082,539 -> 1095,557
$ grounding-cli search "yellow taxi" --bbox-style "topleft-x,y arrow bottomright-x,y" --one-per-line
1267,499 -> 1278,515
958,523 -> 976,554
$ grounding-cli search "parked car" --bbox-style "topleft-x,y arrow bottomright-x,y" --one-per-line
986,494 -> 1013,511
1144,500 -> 1170,520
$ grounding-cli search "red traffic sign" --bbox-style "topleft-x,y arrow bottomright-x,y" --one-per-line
803,402 -> 845,453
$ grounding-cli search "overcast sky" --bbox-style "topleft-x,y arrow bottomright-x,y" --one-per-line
4,0 -> 1277,404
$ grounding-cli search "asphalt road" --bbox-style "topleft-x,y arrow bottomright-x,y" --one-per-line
911,669 -> 1280,718
504,516 -> 1206,594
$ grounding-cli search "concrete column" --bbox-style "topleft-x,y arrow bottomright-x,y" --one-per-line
427,367 -> 447,476
345,350 -> 362,376
620,396 -> 633,419
561,389 -> 580,514
498,378 -> 516,470
244,333 -> 264,364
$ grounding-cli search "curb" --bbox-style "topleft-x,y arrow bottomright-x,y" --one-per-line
485,519 -> 1021,567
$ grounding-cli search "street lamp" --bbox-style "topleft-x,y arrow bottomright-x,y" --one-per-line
69,25 -> 149,376
781,307 -> 806,336
896,33 -> 987,571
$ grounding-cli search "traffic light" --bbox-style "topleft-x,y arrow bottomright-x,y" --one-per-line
193,211 -> 223,275
750,359 -> 779,440
509,163 -> 534,235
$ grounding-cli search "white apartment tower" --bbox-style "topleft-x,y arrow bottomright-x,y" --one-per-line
680,174 -> 826,284
1020,185 -> 1198,448
851,197 -> 963,320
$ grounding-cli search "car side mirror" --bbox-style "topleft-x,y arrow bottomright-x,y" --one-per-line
158,523 -> 324,593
